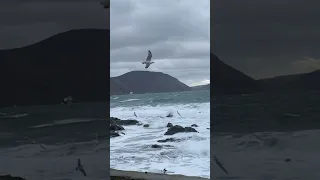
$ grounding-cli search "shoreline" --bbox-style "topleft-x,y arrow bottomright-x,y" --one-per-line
110,169 -> 210,180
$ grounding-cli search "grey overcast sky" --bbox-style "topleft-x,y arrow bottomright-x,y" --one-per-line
110,0 -> 210,86
213,0 -> 320,79
0,0 -> 108,49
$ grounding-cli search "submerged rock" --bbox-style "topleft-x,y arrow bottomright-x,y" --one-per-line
166,123 -> 173,128
157,138 -> 177,143
191,124 -> 199,127
164,125 -> 198,135
143,124 -> 150,127
0,175 -> 26,180
151,144 -> 162,148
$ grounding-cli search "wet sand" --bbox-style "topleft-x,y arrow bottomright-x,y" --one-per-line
110,169 -> 210,180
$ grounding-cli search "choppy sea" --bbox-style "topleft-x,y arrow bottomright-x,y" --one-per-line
110,90 -> 210,178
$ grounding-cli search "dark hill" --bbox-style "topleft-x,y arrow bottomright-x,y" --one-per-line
0,29 -> 109,107
110,78 -> 129,95
192,84 -> 210,91
259,70 -> 320,92
211,53 -> 260,94
110,71 -> 191,95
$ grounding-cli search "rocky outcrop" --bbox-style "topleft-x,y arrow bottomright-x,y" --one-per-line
110,117 -> 140,126
166,123 -> 173,128
110,117 -> 140,138
164,125 -> 198,135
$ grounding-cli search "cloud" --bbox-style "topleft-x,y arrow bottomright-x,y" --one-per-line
292,57 -> 320,73
213,0 -> 320,79
0,0 -> 108,49
110,0 -> 210,86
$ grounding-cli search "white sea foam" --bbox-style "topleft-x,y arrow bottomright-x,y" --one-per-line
110,102 -> 210,178
119,98 -> 140,103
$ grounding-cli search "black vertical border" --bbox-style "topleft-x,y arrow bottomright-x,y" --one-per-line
105,0 -> 111,177
210,0 -> 214,178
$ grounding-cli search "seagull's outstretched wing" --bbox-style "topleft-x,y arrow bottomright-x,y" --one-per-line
145,63 -> 150,68
146,50 -> 152,62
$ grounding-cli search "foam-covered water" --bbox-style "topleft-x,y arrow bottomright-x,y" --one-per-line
110,91 -> 210,178
212,130 -> 320,180
0,102 -> 109,179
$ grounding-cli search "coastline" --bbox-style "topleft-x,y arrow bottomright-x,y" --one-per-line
110,169 -> 210,180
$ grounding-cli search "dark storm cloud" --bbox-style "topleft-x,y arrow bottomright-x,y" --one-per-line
213,0 -> 320,79
0,0 -> 108,49
110,0 -> 210,86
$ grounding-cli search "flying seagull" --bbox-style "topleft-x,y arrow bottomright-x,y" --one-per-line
214,155 -> 229,175
63,96 -> 73,107
141,50 -> 154,68
76,158 -> 87,176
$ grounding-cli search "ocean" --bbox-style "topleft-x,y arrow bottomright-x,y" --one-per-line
2,89 -> 317,180
0,102 -> 109,180
212,91 -> 320,180
110,90 -> 210,178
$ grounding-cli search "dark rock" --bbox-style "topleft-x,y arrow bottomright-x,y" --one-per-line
151,144 -> 162,148
110,117 -> 140,126
143,124 -> 149,127
110,124 -> 125,131
166,112 -> 173,118
0,175 -> 26,180
191,124 -> 198,127
164,125 -> 198,135
185,127 -> 198,132
110,131 -> 120,138
166,123 -> 173,128
157,138 -> 177,143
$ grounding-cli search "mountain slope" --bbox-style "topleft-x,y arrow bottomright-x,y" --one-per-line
211,53 -> 260,94
110,71 -> 191,95
259,70 -> 320,92
192,84 -> 210,91
0,29 -> 109,107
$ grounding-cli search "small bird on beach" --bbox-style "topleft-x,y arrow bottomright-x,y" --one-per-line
76,158 -> 87,176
